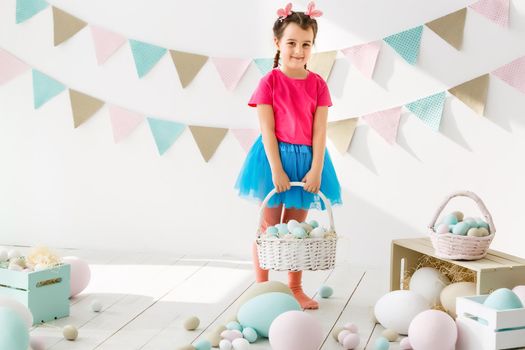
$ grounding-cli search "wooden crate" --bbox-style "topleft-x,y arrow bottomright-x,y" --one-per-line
456,295 -> 525,350
0,264 -> 70,324
391,237 -> 525,294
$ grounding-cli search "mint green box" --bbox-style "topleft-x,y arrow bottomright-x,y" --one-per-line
0,263 -> 70,325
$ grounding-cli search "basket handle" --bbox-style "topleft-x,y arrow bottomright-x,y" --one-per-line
258,182 -> 336,232
428,190 -> 496,234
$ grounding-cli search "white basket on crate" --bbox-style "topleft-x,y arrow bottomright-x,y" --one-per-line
428,190 -> 496,260
256,182 -> 337,271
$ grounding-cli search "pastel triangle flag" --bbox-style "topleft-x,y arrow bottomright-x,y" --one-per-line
231,129 -> 259,152
308,51 -> 338,81
129,40 -> 167,78
327,118 -> 358,154
362,106 -> 402,145
189,126 -> 228,162
341,41 -> 381,79
405,92 -> 447,131
469,0 -> 509,27
426,8 -> 467,50
492,56 -> 525,94
32,69 -> 66,109
90,26 -> 127,65
448,74 -> 489,115
169,50 -> 209,88
69,89 -> 104,128
254,58 -> 274,75
384,26 -> 424,65
52,6 -> 87,46
16,0 -> 48,24
211,58 -> 252,91
147,118 -> 185,155
0,49 -> 29,85
108,105 -> 145,143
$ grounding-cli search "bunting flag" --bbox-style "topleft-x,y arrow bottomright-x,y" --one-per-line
254,58 -> 275,75
169,51 -> 209,88
108,105 -> 144,143
231,129 -> 259,153
69,89 -> 104,128
89,26 -> 127,65
308,51 -> 338,81
384,26 -> 424,65
147,118 -> 186,155
16,0 -> 48,24
491,56 -> 525,94
211,58 -> 252,91
341,41 -> 382,79
32,69 -> 66,109
52,7 -> 87,46
327,118 -> 358,154
189,126 -> 228,162
0,49 -> 29,85
448,74 -> 490,115
469,0 -> 510,27
426,8 -> 467,50
362,106 -> 403,145
405,92 -> 447,131
129,40 -> 167,78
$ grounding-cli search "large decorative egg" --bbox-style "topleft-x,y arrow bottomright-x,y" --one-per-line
237,292 -> 300,337
62,256 -> 91,297
439,282 -> 476,318
408,310 -> 457,350
0,307 -> 29,350
409,267 -> 450,306
269,311 -> 323,350
374,290 -> 430,335
512,285 -> 525,306
0,296 -> 33,327
484,288 -> 523,310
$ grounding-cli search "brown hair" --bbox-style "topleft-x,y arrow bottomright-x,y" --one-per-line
273,12 -> 318,69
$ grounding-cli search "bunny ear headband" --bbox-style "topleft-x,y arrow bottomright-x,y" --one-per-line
277,2 -> 323,21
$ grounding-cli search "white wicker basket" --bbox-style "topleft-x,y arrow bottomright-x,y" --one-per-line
428,191 -> 496,260
256,182 -> 337,271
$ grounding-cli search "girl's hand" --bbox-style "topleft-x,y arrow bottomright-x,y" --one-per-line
272,169 -> 291,193
302,170 -> 321,193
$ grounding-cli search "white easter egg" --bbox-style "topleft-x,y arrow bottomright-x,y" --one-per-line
8,263 -> 22,271
8,249 -> 22,260
310,227 -> 325,238
219,339 -> 232,350
409,267 -> 450,306
91,300 -> 103,312
435,223 -> 450,234
0,250 -> 7,262
374,290 -> 430,335
287,220 -> 300,231
231,338 -> 250,350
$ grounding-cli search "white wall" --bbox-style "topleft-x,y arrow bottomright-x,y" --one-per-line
1,0 -> 525,268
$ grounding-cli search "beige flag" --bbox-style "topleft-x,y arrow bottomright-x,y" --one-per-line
189,126 -> 228,162
426,8 -> 467,50
53,7 -> 87,46
448,74 -> 490,115
308,51 -> 338,81
170,50 -> 209,88
69,89 -> 104,128
327,118 -> 358,154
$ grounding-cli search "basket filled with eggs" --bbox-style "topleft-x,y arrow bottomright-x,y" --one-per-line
429,191 -> 496,260
256,182 -> 338,271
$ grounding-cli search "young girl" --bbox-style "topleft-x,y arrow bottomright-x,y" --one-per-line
235,2 -> 342,309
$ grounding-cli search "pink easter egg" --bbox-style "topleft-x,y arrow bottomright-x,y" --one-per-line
342,333 -> 360,349
512,286 -> 525,306
408,310 -> 457,350
220,329 -> 243,341
269,311 -> 323,350
436,224 -> 450,234
343,322 -> 359,333
399,337 -> 412,349
30,335 -> 46,350
62,256 -> 91,297
338,329 -> 351,344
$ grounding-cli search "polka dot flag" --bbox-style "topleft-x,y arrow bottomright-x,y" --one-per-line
406,91 -> 447,131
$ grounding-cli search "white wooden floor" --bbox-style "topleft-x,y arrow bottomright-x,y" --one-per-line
7,246 -> 405,350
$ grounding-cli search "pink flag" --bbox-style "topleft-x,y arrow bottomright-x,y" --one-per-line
492,56 -> 525,94
90,26 -> 127,65
0,49 -> 29,85
362,106 -> 403,145
108,104 -> 144,143
211,57 -> 252,91
231,128 -> 259,152
341,41 -> 382,79
469,0 -> 509,27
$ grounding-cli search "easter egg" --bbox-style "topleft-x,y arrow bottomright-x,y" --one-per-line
435,223 -> 450,234
343,322 -> 358,333
183,316 -> 200,330
276,224 -> 289,235
29,335 -> 46,350
441,214 -> 458,226
409,267 -> 450,306
374,290 -> 430,335
342,333 -> 360,349
0,250 -> 7,262
176,345 -> 194,350
0,296 -> 33,327
0,307 -> 29,350
452,222 -> 470,235
8,249 -> 22,260
231,338 -> 250,350
440,282 -> 476,318
467,227 -> 489,237
266,226 -> 278,236
91,299 -> 102,312
484,288 -> 523,310
194,339 -> 211,350
237,292 -> 301,337
205,331 -> 221,347
475,218 -> 489,230
300,222 -> 313,233
220,329 -> 242,341
319,285 -> 333,298
63,325 -> 78,341
287,220 -> 300,232
462,218 -> 476,229
382,329 -> 399,342
219,339 -> 232,350
242,327 -> 258,343
310,227 -> 325,238
268,310 -> 323,350
374,337 -> 390,350
399,337 -> 412,349
226,321 -> 242,331
308,220 -> 319,228
331,326 -> 344,340
292,227 -> 307,239
512,286 -> 525,306
338,329 -> 351,343
408,310 -> 457,350
452,211 -> 464,221
62,256 -> 91,297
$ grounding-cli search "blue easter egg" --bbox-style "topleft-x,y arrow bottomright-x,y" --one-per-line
462,219 -> 476,229
226,321 -> 242,331
292,227 -> 307,239
194,339 -> 211,350
319,285 -> 333,298
452,222 -> 470,235
242,327 -> 258,343
237,292 -> 301,337
308,220 -> 319,228
448,224 -> 455,232
476,219 -> 489,230
0,307 -> 29,350
484,288 -> 523,310
266,226 -> 278,236
375,336 -> 390,350
276,224 -> 289,235
442,214 -> 458,226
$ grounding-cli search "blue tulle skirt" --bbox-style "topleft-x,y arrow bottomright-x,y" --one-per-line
235,135 -> 342,210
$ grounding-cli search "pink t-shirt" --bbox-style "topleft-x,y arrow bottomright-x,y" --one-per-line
248,68 -> 332,146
